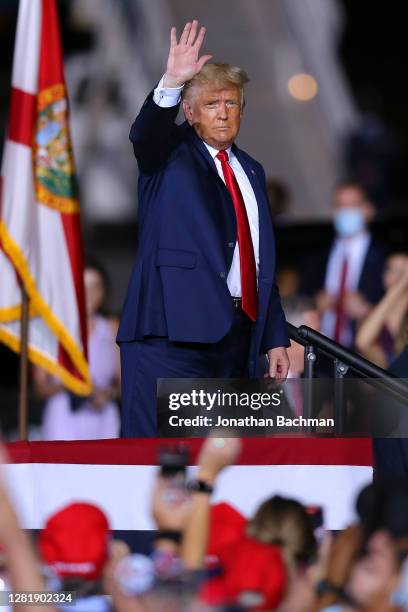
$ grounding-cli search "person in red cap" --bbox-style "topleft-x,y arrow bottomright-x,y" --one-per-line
177,435 -> 287,610
39,502 -> 121,611
191,471 -> 319,610
202,534 -> 287,610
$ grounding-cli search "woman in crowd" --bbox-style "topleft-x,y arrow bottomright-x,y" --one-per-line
246,496 -> 319,612
356,251 -> 408,368
35,260 -> 121,440
5,431 -> 408,610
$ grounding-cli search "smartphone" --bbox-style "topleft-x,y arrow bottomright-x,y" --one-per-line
158,446 -> 189,504
159,446 -> 189,478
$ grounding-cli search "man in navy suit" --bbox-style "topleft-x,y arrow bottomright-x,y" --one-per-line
117,20 -> 290,437
300,181 -> 386,349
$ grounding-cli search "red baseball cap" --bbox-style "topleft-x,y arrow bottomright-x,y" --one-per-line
39,502 -> 110,581
206,502 -> 247,568
203,535 -> 287,610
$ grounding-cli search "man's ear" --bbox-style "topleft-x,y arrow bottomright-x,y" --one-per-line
240,96 -> 246,118
182,99 -> 194,125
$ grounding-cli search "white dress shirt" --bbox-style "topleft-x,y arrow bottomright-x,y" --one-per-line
321,230 -> 371,345
153,76 -> 260,298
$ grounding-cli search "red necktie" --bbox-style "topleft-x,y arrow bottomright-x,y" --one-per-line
334,256 -> 349,343
216,150 -> 258,321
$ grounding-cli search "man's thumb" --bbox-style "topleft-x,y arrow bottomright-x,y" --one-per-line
197,54 -> 213,71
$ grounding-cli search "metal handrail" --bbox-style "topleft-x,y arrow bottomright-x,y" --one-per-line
295,325 -> 400,379
287,323 -> 408,431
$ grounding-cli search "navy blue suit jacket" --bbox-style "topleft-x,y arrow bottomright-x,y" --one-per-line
300,238 -> 386,306
117,91 -> 289,375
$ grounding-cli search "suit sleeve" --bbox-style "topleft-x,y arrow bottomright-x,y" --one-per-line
254,161 -> 290,352
261,282 -> 290,352
129,89 -> 181,173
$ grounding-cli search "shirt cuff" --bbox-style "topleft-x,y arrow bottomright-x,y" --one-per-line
153,75 -> 184,108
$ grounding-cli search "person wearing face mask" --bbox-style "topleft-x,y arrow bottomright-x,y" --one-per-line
300,181 -> 386,348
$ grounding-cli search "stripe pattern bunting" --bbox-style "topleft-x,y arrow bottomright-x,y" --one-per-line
4,438 -> 373,531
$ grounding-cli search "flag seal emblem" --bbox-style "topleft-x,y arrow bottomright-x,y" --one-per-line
35,84 -> 79,214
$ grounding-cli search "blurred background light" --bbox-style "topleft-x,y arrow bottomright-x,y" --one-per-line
287,73 -> 318,101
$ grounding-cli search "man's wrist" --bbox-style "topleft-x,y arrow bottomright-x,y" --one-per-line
153,74 -> 184,108
163,73 -> 186,89
267,346 -> 287,354
195,471 -> 216,486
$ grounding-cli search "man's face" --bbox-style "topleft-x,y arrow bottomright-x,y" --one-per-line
332,186 -> 374,237
84,268 -> 105,317
182,83 -> 243,150
333,186 -> 373,223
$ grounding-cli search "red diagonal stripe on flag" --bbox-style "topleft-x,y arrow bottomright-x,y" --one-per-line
8,87 -> 36,147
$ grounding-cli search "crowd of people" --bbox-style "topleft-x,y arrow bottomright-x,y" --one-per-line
1,434 -> 408,611
24,177 -> 408,441
1,10 -> 407,612
283,180 -> 408,371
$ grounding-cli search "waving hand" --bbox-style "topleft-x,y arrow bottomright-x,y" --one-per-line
164,20 -> 212,88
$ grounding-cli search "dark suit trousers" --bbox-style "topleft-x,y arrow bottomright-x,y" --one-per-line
373,345 -> 408,481
120,309 -> 252,437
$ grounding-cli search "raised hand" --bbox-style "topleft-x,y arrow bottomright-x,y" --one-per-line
151,476 -> 191,531
197,432 -> 241,484
164,20 -> 212,88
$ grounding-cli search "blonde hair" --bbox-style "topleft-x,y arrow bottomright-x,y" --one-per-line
182,62 -> 249,105
246,496 -> 316,568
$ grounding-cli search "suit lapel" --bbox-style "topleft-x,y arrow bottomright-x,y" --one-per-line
232,145 -> 275,285
182,123 -> 236,271
233,145 -> 277,349
357,237 -> 373,294
183,128 -> 275,289
183,122 -> 220,175
232,145 -> 266,211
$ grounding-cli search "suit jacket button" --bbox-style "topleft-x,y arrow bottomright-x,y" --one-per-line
219,272 -> 226,278
228,242 -> 235,248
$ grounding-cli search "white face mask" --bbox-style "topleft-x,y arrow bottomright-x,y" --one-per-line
333,208 -> 365,237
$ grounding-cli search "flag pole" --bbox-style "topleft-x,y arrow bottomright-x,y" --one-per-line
18,285 -> 29,440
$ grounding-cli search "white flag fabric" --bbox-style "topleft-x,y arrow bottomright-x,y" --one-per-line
0,0 -> 91,395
